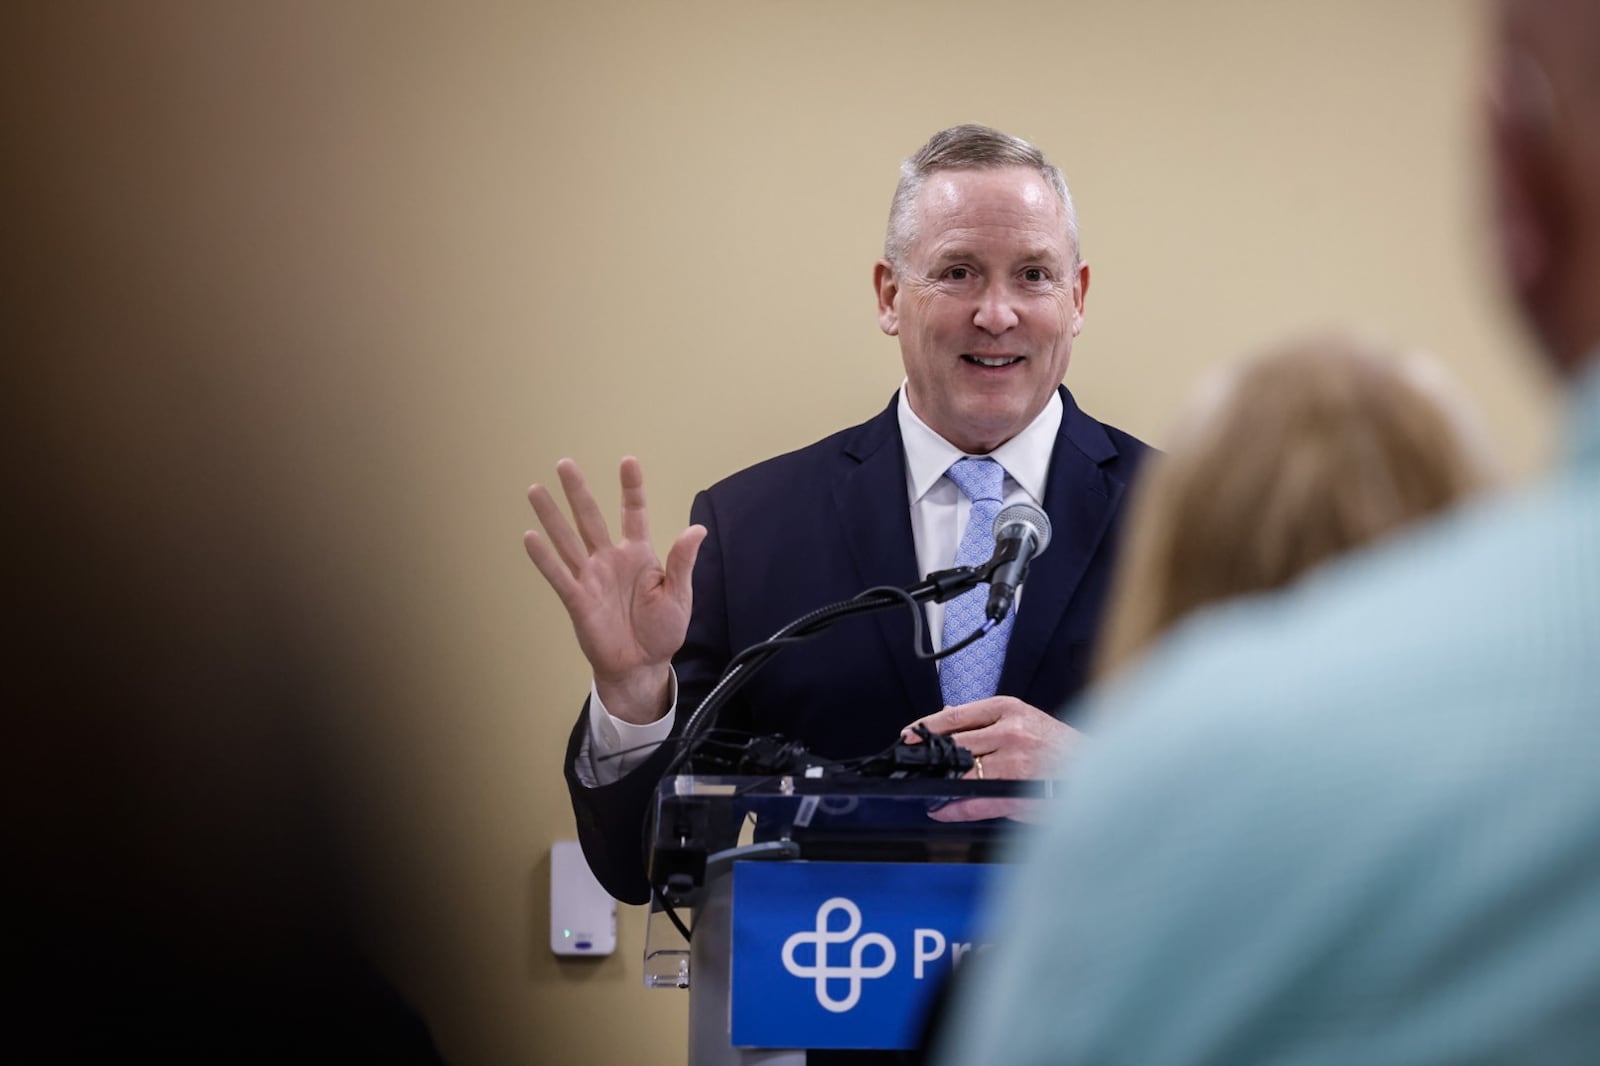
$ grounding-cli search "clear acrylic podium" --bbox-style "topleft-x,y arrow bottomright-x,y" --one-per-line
642,773 -> 1054,1064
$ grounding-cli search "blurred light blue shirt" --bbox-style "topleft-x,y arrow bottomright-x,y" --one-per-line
937,360 -> 1600,1066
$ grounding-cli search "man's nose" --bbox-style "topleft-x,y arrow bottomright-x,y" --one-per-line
972,283 -> 1020,334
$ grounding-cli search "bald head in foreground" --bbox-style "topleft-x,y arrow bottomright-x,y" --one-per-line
937,1 -> 1600,1063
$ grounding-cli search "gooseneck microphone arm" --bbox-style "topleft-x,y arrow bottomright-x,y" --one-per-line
660,564 -> 990,780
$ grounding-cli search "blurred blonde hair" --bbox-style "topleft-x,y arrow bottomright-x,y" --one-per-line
1094,331 -> 1496,680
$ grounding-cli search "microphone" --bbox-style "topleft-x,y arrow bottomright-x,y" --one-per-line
984,503 -> 1052,622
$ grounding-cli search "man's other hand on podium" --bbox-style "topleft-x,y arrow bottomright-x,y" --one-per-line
902,696 -> 1083,822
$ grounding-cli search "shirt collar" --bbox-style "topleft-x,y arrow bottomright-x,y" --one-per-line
897,383 -> 1062,504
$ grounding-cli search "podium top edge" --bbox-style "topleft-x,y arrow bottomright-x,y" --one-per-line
663,773 -> 1058,799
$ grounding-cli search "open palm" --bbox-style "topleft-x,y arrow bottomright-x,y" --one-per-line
525,457 -> 706,722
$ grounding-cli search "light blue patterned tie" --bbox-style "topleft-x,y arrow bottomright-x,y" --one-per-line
940,457 -> 1014,706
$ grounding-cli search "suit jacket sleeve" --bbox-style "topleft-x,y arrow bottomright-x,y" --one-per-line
563,489 -> 729,904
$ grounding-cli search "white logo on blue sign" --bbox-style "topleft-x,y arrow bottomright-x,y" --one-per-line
732,861 -> 996,1049
780,897 -> 896,1012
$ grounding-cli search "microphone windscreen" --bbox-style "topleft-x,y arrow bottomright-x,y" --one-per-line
992,502 -> 1052,556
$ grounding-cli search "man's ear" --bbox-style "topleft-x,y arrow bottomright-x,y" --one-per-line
1488,50 -> 1574,364
874,260 -> 900,336
1489,58 -> 1549,295
1070,262 -> 1090,337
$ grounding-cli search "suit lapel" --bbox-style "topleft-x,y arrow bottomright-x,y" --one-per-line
833,401 -> 945,717
998,387 -> 1124,698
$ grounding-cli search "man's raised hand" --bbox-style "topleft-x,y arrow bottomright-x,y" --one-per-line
524,457 -> 706,724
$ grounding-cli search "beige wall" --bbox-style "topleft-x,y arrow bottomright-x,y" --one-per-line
5,1 -> 1552,1063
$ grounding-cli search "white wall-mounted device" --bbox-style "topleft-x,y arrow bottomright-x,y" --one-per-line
550,840 -> 617,957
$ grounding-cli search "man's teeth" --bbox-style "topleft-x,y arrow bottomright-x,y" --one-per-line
966,355 -> 1022,367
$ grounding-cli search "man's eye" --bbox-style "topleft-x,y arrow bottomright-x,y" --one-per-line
946,267 -> 971,280
1023,268 -> 1048,283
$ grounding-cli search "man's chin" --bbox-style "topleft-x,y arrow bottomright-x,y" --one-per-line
950,406 -> 1036,453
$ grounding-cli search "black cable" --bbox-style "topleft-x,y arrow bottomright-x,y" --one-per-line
663,588 -> 911,779
862,583 -> 997,662
661,582 -> 1000,789
930,616 -> 996,660
651,883 -> 694,946
833,722 -> 974,777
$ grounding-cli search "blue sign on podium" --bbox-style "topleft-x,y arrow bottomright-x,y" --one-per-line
730,861 -> 999,1050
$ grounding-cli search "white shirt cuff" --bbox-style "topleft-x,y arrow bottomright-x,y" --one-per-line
577,671 -> 678,787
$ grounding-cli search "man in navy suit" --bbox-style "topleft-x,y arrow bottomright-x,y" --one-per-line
526,125 -> 1152,902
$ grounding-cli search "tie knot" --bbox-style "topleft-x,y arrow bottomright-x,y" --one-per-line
946,457 -> 1006,504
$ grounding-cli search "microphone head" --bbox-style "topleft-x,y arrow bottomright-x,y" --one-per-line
993,502 -> 1052,556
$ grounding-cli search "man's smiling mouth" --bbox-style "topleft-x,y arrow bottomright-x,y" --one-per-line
963,354 -> 1024,367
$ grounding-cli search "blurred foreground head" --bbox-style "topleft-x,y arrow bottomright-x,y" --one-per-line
0,346 -> 441,1060
1489,0 -> 1600,371
0,49 -> 440,1063
1095,332 -> 1494,678
932,5 -> 1600,1066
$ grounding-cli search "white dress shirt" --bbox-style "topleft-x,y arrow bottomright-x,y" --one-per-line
577,386 -> 1063,786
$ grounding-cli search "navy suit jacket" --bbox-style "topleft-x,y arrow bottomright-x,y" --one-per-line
565,386 -> 1153,902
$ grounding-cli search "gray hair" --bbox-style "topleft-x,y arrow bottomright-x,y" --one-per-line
883,124 -> 1079,267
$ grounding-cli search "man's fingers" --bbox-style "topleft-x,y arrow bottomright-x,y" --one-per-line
664,524 -> 707,599
527,481 -> 590,574
557,458 -> 615,554
952,725 -> 1004,759
618,456 -> 651,544
523,529 -> 582,607
900,710 -> 949,742
903,699 -> 1004,741
900,720 -> 990,755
